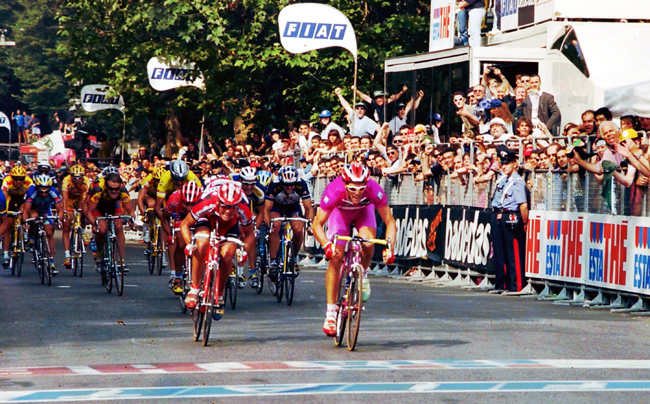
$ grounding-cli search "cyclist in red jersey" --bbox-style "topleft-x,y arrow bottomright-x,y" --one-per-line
162,182 -> 202,295
180,181 -> 253,319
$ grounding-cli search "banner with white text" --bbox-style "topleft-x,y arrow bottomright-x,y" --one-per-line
147,57 -> 205,92
0,112 -> 10,132
81,85 -> 125,113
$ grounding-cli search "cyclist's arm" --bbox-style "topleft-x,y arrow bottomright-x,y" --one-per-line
86,199 -> 98,227
56,199 -> 64,224
302,198 -> 314,221
254,206 -> 264,229
61,188 -> 69,215
262,199 -> 273,227
136,186 -> 148,216
161,209 -> 173,237
2,190 -> 10,210
376,204 -> 397,251
22,201 -> 32,222
180,212 -> 197,247
312,207 -> 331,247
154,195 -> 165,221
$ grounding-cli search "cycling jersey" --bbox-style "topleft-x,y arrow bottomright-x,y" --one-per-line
88,181 -> 131,216
265,179 -> 311,206
61,175 -> 91,211
191,194 -> 254,231
319,177 -> 388,212
25,185 -> 61,215
140,174 -> 160,198
163,191 -> 190,226
0,192 -> 7,217
2,175 -> 34,211
230,173 -> 265,211
156,170 -> 202,199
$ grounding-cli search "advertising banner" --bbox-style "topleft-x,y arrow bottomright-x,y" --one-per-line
80,85 -> 125,113
526,211 -> 586,284
279,3 -> 357,61
442,206 -> 492,272
147,57 -> 205,92
500,0 -> 519,32
518,0 -> 535,27
0,112 -> 10,132
584,213 -> 629,291
429,0 -> 455,52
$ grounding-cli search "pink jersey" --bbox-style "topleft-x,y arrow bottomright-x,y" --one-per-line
319,177 -> 388,213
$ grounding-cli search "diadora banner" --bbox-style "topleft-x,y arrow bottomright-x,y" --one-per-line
278,3 -> 357,61
429,0 -> 455,52
147,57 -> 205,92
526,210 -> 650,296
80,85 -> 125,113
0,111 -> 10,132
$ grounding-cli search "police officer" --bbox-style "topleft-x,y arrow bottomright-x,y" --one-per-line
490,145 -> 528,292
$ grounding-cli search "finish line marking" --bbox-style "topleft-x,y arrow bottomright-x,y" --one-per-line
2,359 -> 650,377
2,380 -> 650,402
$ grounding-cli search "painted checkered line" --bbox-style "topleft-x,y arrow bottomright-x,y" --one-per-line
2,359 -> 650,377
1,380 -> 650,402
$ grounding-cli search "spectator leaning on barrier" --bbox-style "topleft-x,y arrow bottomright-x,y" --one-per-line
490,144 -> 528,293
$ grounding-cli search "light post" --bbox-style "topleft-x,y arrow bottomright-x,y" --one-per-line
0,29 -> 16,47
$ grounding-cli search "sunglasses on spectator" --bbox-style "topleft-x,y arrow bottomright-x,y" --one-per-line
387,151 -> 398,156
346,185 -> 367,192
219,203 -> 237,210
393,140 -> 403,145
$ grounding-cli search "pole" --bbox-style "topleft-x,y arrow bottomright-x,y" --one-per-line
352,60 -> 358,138
121,110 -> 126,161
198,111 -> 205,157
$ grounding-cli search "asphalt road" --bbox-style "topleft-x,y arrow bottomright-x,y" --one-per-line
2,240 -> 650,403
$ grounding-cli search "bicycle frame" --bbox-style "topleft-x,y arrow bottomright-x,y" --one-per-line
25,216 -> 59,286
95,215 -> 132,296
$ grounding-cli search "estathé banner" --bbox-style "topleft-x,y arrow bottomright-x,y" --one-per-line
279,3 -> 357,61
147,57 -> 205,92
80,85 -> 125,113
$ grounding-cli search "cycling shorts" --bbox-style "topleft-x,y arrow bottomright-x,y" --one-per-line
195,217 -> 240,239
270,203 -> 303,218
326,205 -> 377,246
93,199 -> 124,218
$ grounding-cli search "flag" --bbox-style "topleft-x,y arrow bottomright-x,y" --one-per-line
81,85 -> 125,113
147,57 -> 205,92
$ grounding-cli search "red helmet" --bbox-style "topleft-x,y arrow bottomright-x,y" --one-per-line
342,162 -> 370,183
181,181 -> 202,204
216,182 -> 243,205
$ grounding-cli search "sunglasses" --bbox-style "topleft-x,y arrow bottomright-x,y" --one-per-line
346,185 -> 367,192
241,181 -> 255,186
355,107 -> 366,110
71,175 -> 84,181
393,140 -> 403,145
106,186 -> 121,192
13,177 -> 25,181
387,151 -> 398,156
37,187 -> 50,193
219,203 -> 237,210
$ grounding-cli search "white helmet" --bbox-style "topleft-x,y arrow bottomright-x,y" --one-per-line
239,166 -> 257,183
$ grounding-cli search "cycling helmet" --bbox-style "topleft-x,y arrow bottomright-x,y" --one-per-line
216,182 -> 243,205
69,165 -> 85,178
169,160 -> 189,181
239,166 -> 257,183
102,166 -> 119,176
342,162 -> 370,183
152,166 -> 166,180
278,166 -> 297,184
37,161 -> 51,171
34,174 -> 53,187
256,170 -> 273,188
318,110 -> 332,118
10,166 -> 27,177
181,181 -> 202,204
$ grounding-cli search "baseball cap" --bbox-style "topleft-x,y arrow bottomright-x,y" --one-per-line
414,124 -> 427,133
620,128 -> 638,142
373,90 -> 386,98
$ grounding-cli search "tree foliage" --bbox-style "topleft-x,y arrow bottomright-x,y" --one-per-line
9,0 -> 432,144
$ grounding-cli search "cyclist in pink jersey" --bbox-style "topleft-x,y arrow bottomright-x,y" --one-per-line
312,163 -> 397,337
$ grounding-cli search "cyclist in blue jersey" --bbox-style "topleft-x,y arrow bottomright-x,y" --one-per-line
23,174 -> 64,274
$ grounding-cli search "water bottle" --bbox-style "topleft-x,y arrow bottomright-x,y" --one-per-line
90,238 -> 97,260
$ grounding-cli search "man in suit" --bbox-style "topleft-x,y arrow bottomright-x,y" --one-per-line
523,75 -> 561,136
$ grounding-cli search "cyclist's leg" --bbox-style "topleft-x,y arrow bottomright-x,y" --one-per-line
324,208 -> 351,305
290,210 -> 305,260
240,222 -> 256,271
217,241 -> 237,299
268,209 -> 283,260
171,221 -> 184,277
3,216 -> 15,265
62,209 -> 73,252
353,205 -> 379,269
190,224 -> 210,290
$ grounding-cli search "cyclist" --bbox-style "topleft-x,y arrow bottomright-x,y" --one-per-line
86,172 -> 136,272
256,170 -> 273,194
263,166 -> 314,279
161,181 -> 202,295
61,165 -> 91,269
31,161 -> 58,188
235,166 -> 265,288
154,160 -> 202,268
23,174 -> 64,275
137,166 -> 165,243
311,162 -> 397,337
2,165 -> 33,267
180,181 -> 253,320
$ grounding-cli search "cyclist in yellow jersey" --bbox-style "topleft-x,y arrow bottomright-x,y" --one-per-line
61,165 -> 91,269
137,166 -> 165,243
2,166 -> 32,267
153,161 -> 201,267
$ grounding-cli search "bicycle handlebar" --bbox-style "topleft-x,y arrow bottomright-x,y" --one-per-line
25,216 -> 60,224
334,235 -> 390,246
95,215 -> 134,226
270,217 -> 310,224
7,211 -> 21,217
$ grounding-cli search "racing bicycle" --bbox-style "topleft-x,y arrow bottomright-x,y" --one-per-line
26,216 -> 60,287
96,215 -> 133,296
269,217 -> 309,306
6,212 -> 24,277
190,229 -> 245,347
332,234 -> 389,351
144,208 -> 165,276
68,207 -> 86,277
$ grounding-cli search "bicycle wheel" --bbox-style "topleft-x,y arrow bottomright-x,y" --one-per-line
254,256 -> 264,295
70,229 -> 77,277
42,234 -> 52,287
156,225 -> 164,276
33,235 -> 44,284
12,237 -> 24,278
179,263 -> 188,314
334,301 -> 347,347
284,243 -> 295,306
202,263 -> 217,346
112,238 -> 124,296
104,241 -> 113,294
346,267 -> 363,351
9,231 -> 16,276
76,230 -> 84,278
229,262 -> 237,310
